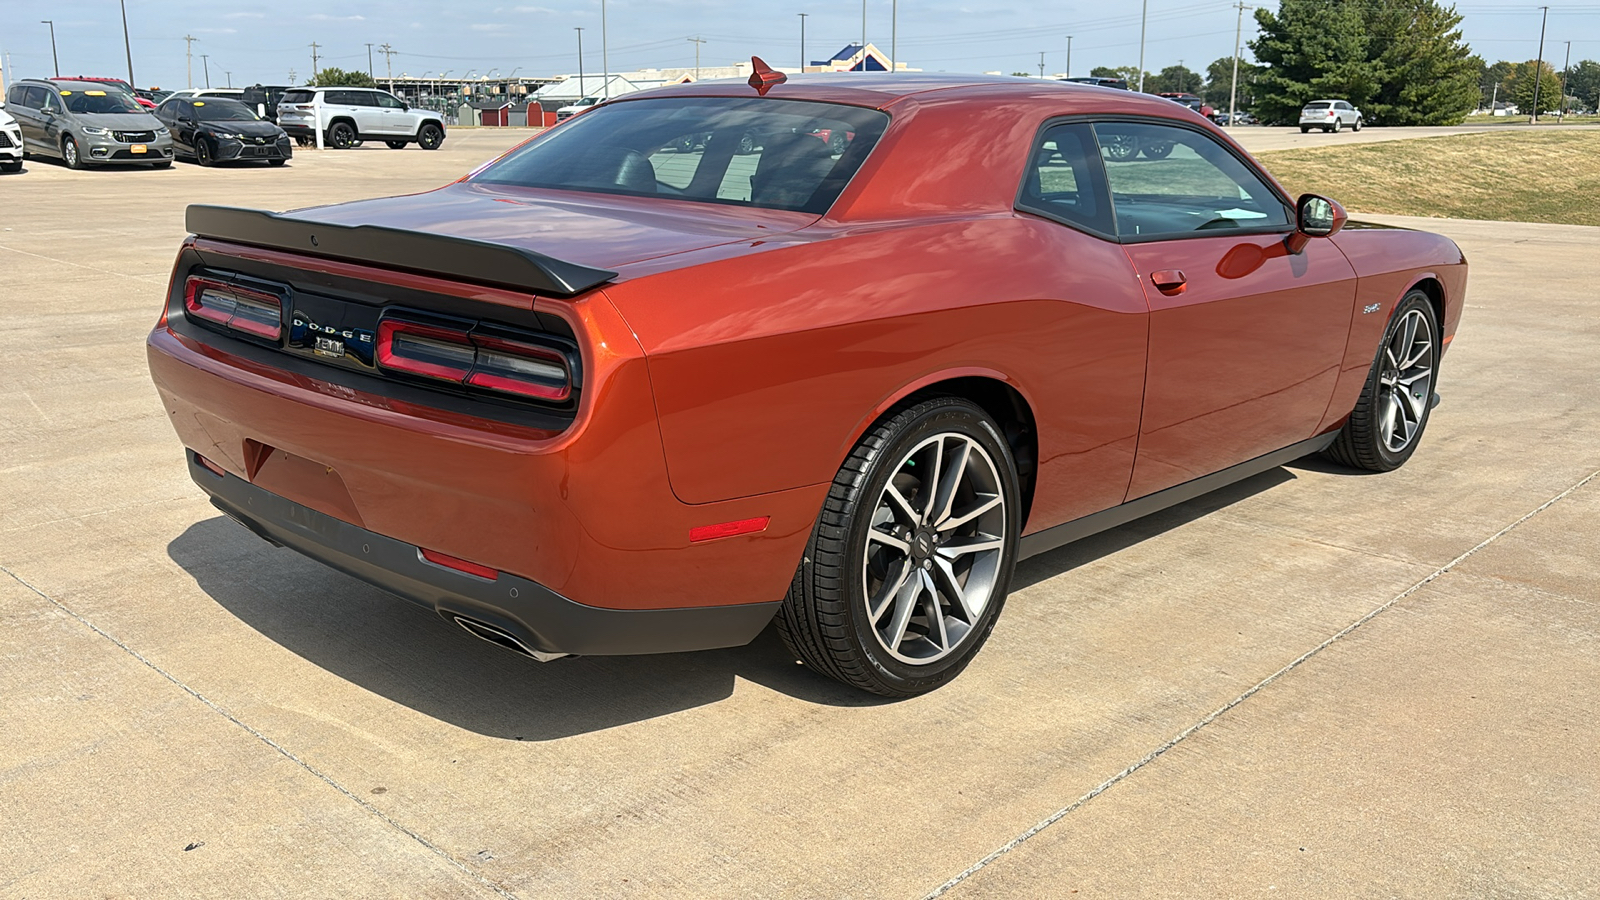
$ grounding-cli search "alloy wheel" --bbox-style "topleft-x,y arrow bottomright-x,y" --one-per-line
63,138 -> 80,168
861,432 -> 1007,665
1377,308 -> 1434,453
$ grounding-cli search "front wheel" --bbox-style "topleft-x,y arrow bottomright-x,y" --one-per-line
1324,290 -> 1441,472
196,139 -> 215,167
268,158 -> 287,167
385,140 -> 408,150
1330,118 -> 1342,133
1352,117 -> 1364,132
417,123 -> 444,150
62,136 -> 83,169
777,397 -> 1021,697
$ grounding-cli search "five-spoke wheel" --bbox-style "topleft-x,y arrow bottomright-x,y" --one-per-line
1326,289 -> 1441,471
778,397 -> 1020,697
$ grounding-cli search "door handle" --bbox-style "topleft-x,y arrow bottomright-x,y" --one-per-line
1150,269 -> 1187,294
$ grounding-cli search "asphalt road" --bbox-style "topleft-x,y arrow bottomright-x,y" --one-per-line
2,133 -> 1597,898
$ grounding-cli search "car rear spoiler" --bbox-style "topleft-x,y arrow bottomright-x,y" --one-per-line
185,204 -> 617,298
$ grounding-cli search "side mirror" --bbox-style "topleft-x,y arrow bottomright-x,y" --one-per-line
1286,193 -> 1347,253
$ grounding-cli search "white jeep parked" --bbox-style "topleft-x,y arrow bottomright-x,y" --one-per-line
276,87 -> 446,150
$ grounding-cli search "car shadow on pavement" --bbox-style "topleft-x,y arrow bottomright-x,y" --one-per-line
1011,466 -> 1296,591
167,518 -> 888,742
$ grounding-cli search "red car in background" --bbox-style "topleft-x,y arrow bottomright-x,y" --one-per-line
51,76 -> 157,109
148,69 -> 1465,696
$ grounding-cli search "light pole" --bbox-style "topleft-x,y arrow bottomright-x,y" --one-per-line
1038,51 -> 1046,78
688,36 -> 706,80
798,13 -> 808,72
891,0 -> 897,73
575,27 -> 584,104
1229,2 -> 1251,128
1137,0 -> 1148,92
366,43 -> 374,78
1065,35 -> 1072,79
41,21 -> 59,77
861,0 -> 867,70
601,0 -> 609,99
1559,40 -> 1571,119
202,54 -> 210,88
1531,5 -> 1549,122
119,0 -> 136,87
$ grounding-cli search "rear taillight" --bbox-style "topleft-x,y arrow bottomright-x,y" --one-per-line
184,276 -> 283,340
377,317 -> 572,402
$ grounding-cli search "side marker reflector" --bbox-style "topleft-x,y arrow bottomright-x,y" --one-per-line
195,454 -> 227,478
690,516 -> 771,543
420,548 -> 500,580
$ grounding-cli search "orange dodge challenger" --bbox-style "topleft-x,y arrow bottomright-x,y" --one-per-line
148,65 -> 1466,696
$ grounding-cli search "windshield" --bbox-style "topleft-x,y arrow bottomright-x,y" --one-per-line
63,90 -> 144,114
473,96 -> 891,215
195,99 -> 261,121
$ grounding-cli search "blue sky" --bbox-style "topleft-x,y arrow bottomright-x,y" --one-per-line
4,0 -> 1599,90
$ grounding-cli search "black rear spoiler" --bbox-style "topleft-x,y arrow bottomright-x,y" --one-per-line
185,204 -> 617,298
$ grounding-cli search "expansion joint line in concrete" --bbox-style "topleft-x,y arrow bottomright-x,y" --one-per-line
922,466 -> 1600,900
0,563 -> 521,900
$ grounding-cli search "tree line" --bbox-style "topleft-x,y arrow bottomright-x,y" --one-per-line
1085,0 -> 1598,124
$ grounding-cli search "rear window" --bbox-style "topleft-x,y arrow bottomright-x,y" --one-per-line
472,97 -> 891,215
1303,101 -> 1332,109
280,90 -> 315,104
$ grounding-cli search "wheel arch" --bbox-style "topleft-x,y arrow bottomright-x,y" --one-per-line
844,370 -> 1040,532
1407,275 -> 1446,330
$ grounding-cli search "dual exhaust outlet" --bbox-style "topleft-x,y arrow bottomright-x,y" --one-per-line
451,614 -> 568,663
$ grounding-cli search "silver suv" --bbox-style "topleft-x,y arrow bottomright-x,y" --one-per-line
276,87 -> 446,150
1299,100 -> 1363,133
4,79 -> 173,168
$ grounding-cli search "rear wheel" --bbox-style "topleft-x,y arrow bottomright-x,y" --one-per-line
62,135 -> 83,169
385,140 -> 408,149
328,121 -> 357,149
1325,290 -> 1440,472
777,397 -> 1021,697
1300,125 -> 1311,133
1140,140 -> 1174,159
417,123 -> 444,150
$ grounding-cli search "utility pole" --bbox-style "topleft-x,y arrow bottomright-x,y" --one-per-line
601,0 -> 609,99
183,34 -> 196,88
380,43 -> 395,92
1531,5 -> 1548,122
1038,51 -> 1046,78
42,21 -> 60,77
119,0 -> 136,87
1065,35 -> 1072,78
688,36 -> 706,80
1228,2 -> 1251,128
201,54 -> 210,88
225,70 -> 232,88
1559,40 -> 1571,120
1490,80 -> 1498,114
288,67 -> 297,87
366,43 -> 374,78
575,27 -> 585,102
861,0 -> 867,70
1137,0 -> 1148,92
798,13 -> 808,72
310,42 -> 321,86
891,0 -> 897,73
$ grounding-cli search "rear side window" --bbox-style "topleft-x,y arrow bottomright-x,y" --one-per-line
1016,122 -> 1114,237
472,97 -> 891,215
5,85 -> 24,107
280,90 -> 314,104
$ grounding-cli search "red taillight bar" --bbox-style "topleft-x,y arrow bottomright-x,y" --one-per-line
184,276 -> 283,340
377,317 -> 573,403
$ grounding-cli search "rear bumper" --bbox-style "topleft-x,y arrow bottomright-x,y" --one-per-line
192,450 -> 781,656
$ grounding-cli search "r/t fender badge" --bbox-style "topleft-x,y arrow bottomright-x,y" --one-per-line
1363,303 -> 1382,314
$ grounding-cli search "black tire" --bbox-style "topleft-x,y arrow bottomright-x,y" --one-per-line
1330,118 -> 1342,133
296,135 -> 313,147
2,160 -> 23,173
1353,117 -> 1364,132
1300,126 -> 1311,133
62,135 -> 83,169
328,121 -> 357,149
150,160 -> 171,169
385,140 -> 408,150
1103,134 -> 1139,161
1140,140 -> 1174,159
196,139 -> 215,167
737,132 -> 756,154
1324,290 -> 1441,472
417,123 -> 444,150
776,397 -> 1022,697
268,158 -> 287,167
828,131 -> 848,154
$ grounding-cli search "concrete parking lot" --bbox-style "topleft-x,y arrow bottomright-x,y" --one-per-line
2,131 -> 1597,898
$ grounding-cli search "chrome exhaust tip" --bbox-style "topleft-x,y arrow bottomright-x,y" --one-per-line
452,615 -> 567,662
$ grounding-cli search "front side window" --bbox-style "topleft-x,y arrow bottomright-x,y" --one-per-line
1092,121 -> 1289,239
473,97 -> 891,214
376,93 -> 405,109
1016,122 -> 1114,237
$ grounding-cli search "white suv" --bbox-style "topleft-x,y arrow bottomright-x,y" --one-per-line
0,103 -> 23,172
276,87 -> 446,150
1299,100 -> 1363,133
